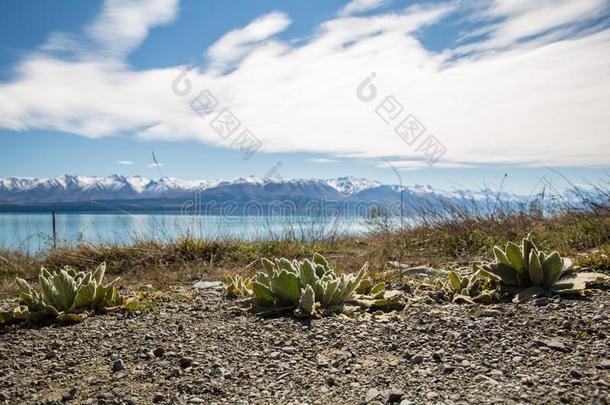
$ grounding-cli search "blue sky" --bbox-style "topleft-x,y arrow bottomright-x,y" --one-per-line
0,0 -> 609,193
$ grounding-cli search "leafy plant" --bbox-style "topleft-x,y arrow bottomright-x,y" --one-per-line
480,234 -> 609,301
447,269 -> 498,304
225,274 -> 252,298
230,253 -> 369,317
1,262 -> 125,325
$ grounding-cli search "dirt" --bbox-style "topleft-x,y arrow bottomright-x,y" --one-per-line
1,286 -> 609,405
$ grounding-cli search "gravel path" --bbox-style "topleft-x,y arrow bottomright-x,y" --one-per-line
1,288 -> 609,404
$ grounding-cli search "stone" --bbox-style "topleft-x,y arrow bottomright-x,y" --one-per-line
179,357 -> 194,368
112,359 -> 124,372
533,297 -> 548,306
570,369 -> 583,379
481,309 -> 502,317
153,347 -> 165,357
365,388 -> 380,402
543,339 -> 567,352
281,346 -> 297,354
193,281 -> 224,292
61,388 -> 77,401
386,389 -> 405,403
597,360 -> 610,370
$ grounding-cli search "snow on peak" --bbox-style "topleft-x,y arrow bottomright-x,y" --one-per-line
326,176 -> 382,195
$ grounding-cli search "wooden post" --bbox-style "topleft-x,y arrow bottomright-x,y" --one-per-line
52,210 -> 57,250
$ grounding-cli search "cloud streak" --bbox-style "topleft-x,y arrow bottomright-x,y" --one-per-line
0,0 -> 608,168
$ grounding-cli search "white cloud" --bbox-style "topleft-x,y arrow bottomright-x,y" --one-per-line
88,0 -> 178,58
455,0 -> 608,53
117,160 -> 134,165
207,12 -> 291,69
309,158 -> 339,164
0,0 -> 609,169
339,0 -> 389,17
147,162 -> 165,168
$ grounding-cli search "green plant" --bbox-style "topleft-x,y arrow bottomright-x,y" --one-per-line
1,262 -> 124,325
480,234 -> 608,301
232,253 -> 369,317
447,269 -> 498,304
225,274 -> 253,298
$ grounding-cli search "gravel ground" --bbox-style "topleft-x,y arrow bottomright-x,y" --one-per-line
1,287 -> 609,405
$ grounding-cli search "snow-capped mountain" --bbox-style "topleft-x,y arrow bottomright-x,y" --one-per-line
0,175 -> 387,204
0,174 -> 604,212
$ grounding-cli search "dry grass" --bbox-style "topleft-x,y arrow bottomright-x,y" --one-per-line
1,209 -> 608,299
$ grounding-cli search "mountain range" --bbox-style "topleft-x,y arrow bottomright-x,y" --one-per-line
0,174 -> 600,213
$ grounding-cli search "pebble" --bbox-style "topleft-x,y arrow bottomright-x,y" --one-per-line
387,389 -> 405,403
481,309 -> 502,317
365,388 -> 380,402
112,359 -> 124,372
598,360 -> 610,369
179,357 -> 194,368
61,388 -> 77,401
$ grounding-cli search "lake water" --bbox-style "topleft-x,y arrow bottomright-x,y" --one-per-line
0,213 -> 374,254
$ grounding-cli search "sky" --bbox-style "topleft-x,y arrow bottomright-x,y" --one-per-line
0,0 -> 609,194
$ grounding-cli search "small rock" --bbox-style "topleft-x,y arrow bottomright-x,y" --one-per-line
326,376 -> 336,386
441,365 -> 455,374
543,339 -> 567,352
112,359 -> 124,372
317,358 -> 329,368
480,309 -> 502,317
387,389 -> 405,403
512,356 -> 523,364
365,389 -> 380,402
533,297 -> 548,306
193,281 -> 224,292
561,320 -> 571,329
396,265 -> 447,277
153,347 -> 165,357
0,392 -> 8,401
570,369 -> 583,379
179,357 -> 194,368
61,388 -> 77,401
592,314 -> 606,321
474,374 -> 498,385
269,352 -> 281,360
432,350 -> 443,362
172,367 -> 183,377
411,354 -> 424,364
153,393 -> 165,403
426,392 -> 439,400
281,346 -> 297,354
597,360 -> 610,370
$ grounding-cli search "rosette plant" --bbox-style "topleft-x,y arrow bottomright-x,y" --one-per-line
480,234 -> 608,302
227,253 -> 373,317
0,262 -> 124,325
